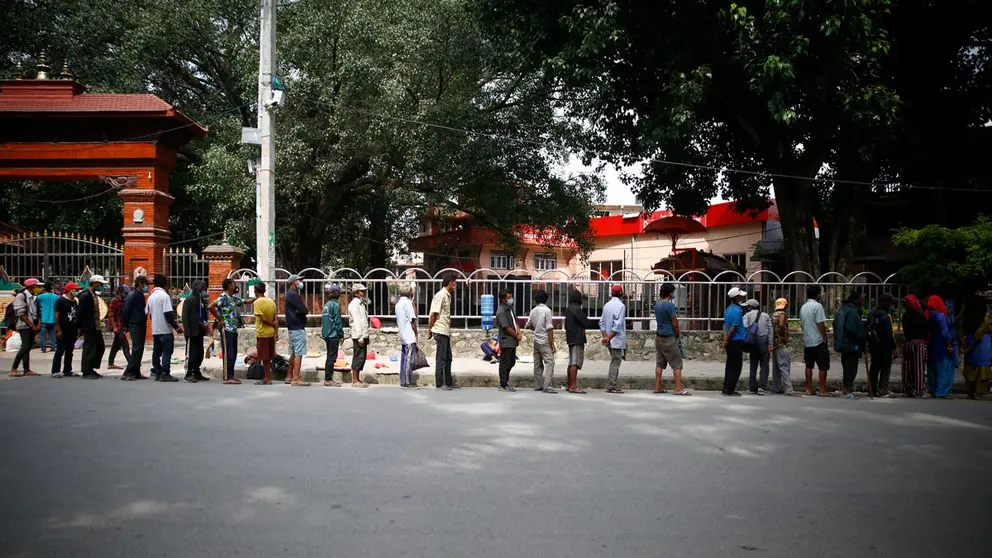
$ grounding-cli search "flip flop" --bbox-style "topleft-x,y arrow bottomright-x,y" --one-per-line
568,388 -> 587,394
254,380 -> 272,385
606,387 -> 624,394
24,371 -> 40,376
223,379 -> 242,385
284,379 -> 292,385
674,389 -> 691,396
352,382 -> 369,389
9,371 -> 24,377
654,389 -> 668,394
291,380 -> 311,387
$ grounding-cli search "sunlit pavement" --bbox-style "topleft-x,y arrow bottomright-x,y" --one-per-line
1,379 -> 989,557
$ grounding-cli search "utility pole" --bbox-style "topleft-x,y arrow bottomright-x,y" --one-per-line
256,0 -> 277,279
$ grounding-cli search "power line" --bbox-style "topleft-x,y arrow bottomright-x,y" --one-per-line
337,102 -> 986,194
33,184 -> 125,203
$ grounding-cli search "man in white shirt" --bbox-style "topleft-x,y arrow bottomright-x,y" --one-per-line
525,289 -> 557,393
428,276 -> 457,390
347,283 -> 370,388
395,284 -> 419,389
146,274 -> 183,382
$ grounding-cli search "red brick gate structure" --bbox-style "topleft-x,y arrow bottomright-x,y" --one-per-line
0,55 -> 207,281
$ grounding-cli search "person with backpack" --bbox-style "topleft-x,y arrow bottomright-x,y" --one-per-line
122,276 -> 150,380
181,280 -> 210,383
743,298 -> 773,395
833,290 -> 867,399
564,287 -> 597,394
36,282 -> 59,353
51,281 -> 81,377
9,278 -> 43,377
867,293 -> 897,397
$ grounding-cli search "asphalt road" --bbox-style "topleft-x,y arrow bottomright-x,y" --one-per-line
1,378 -> 990,558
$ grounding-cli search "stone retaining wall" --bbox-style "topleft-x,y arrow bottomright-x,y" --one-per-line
232,327 -> 905,362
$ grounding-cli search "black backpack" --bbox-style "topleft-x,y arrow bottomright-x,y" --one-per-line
246,362 -> 265,381
4,300 -> 17,329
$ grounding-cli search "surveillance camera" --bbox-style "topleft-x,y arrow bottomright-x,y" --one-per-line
263,90 -> 284,108
248,160 -> 258,175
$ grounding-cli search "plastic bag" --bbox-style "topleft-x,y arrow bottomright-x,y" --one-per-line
413,345 -> 430,370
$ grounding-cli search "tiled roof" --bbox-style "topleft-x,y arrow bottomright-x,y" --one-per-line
0,93 -> 174,114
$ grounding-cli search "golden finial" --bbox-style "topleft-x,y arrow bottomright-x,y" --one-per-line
15,60 -> 24,79
58,60 -> 72,80
35,50 -> 52,80
43,229 -> 48,236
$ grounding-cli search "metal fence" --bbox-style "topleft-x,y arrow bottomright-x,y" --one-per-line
227,267 -> 906,331
0,232 -> 126,291
163,247 -> 209,296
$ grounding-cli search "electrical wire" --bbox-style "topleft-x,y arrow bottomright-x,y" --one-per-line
33,184 -> 126,203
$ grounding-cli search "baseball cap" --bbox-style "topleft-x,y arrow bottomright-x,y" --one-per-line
727,287 -> 743,298
611,284 -> 624,296
775,298 -> 788,310
89,274 -> 107,285
745,298 -> 759,308
23,277 -> 39,287
352,283 -> 367,293
63,281 -> 81,291
325,283 -> 341,294
287,274 -> 302,285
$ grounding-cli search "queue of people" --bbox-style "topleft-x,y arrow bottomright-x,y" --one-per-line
8,273 -> 990,399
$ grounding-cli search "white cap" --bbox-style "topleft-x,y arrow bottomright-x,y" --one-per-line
89,274 -> 107,285
727,287 -> 743,298
352,283 -> 367,293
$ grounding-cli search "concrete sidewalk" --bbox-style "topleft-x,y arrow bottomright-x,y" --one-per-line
2,344 -> 967,394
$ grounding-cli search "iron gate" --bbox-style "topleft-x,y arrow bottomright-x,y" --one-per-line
0,231 -> 125,290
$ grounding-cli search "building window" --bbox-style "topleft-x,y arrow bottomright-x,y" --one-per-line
534,253 -> 557,271
723,252 -> 746,270
490,252 -> 515,269
590,260 -> 624,280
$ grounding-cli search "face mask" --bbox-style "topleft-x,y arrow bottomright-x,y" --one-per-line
506,297 -> 514,306
71,290 -> 81,297
200,291 -> 208,299
142,285 -> 149,293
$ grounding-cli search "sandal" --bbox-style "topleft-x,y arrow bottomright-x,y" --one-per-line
567,388 -> 587,394
9,371 -> 24,377
291,380 -> 311,387
223,379 -> 242,385
284,379 -> 292,385
24,371 -> 40,376
674,389 -> 691,396
654,389 -> 667,394
323,380 -> 342,387
254,380 -> 272,385
352,382 -> 369,389
120,376 -> 136,381
606,387 -> 624,394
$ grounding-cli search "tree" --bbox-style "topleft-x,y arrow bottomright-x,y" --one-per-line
2,0 -> 604,268
892,217 -> 992,296
473,0 -> 989,274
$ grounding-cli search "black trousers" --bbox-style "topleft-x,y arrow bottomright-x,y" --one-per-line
869,348 -> 893,395
841,351 -> 860,390
12,329 -> 35,372
124,325 -> 145,378
324,338 -> 340,381
185,334 -> 205,377
434,334 -> 453,387
723,340 -> 745,394
498,346 -> 516,388
108,331 -> 131,366
51,337 -> 75,375
81,330 -> 105,376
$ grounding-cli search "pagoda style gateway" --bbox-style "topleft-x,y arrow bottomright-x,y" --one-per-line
0,52 -> 207,279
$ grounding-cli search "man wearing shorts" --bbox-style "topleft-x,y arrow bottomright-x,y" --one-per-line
654,283 -> 689,395
800,285 -> 830,396
347,283 -> 370,388
564,288 -> 597,394
252,282 -> 278,385
284,274 -> 310,386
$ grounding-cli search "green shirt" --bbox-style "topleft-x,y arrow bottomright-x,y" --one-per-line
212,293 -> 244,332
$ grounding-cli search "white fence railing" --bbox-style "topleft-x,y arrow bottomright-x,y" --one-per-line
227,267 -> 905,332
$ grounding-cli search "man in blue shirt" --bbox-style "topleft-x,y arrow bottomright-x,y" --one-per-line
654,283 -> 689,395
36,283 -> 59,353
599,284 -> 627,394
721,287 -> 748,396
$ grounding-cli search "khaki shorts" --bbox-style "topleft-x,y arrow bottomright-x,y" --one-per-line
568,345 -> 585,369
655,335 -> 683,370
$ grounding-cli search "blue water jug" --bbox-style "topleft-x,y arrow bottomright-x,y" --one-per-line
481,293 -> 495,330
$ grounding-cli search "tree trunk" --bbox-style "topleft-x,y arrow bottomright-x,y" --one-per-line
772,178 -> 820,276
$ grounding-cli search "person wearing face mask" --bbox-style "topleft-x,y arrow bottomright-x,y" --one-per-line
52,281 -> 81,377
181,280 -> 210,383
284,274 -> 311,386
77,275 -> 107,379
147,274 -> 184,382
209,278 -> 255,385
495,289 -> 520,392
9,277 -> 43,377
122,276 -> 150,380
346,283 -> 370,388
106,286 -> 132,370
833,290 -> 867,399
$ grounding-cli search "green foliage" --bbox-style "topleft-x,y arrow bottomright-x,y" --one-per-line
892,217 -> 992,295
2,0 -> 603,268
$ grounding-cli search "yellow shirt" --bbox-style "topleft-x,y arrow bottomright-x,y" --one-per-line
254,296 -> 277,338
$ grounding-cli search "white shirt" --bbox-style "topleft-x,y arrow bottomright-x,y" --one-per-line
526,304 -> 554,345
395,296 -> 417,345
146,287 -> 174,335
429,288 -> 452,336
348,297 -> 370,340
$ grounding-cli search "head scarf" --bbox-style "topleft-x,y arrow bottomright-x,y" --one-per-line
926,295 -> 947,316
904,294 -> 924,314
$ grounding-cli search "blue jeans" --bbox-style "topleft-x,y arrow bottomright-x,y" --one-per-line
221,329 -> 238,380
39,323 -> 56,352
151,334 -> 175,379
400,343 -> 416,385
